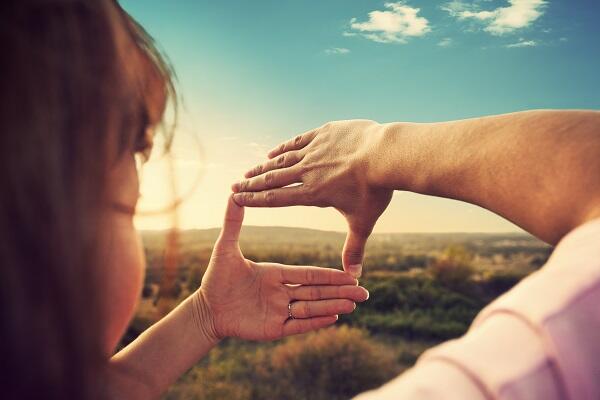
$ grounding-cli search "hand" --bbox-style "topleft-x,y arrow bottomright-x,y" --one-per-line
196,195 -> 369,342
231,120 -> 393,277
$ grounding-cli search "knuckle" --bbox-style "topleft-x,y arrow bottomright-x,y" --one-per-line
294,135 -> 303,145
345,250 -> 363,258
264,171 -> 274,184
243,192 -> 254,201
277,154 -> 286,165
265,190 -> 276,206
254,164 -> 263,175
303,302 -> 311,317
305,268 -> 314,284
239,180 -> 249,191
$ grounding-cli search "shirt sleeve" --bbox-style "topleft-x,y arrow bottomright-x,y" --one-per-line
354,217 -> 600,400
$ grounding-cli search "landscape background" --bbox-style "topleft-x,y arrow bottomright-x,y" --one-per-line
116,1 -> 595,398
121,226 -> 552,400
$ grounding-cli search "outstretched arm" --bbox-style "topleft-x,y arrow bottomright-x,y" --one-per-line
372,109 -> 600,244
233,110 -> 600,273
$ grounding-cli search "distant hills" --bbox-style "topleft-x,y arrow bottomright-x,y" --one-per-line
141,225 -> 533,241
140,225 -> 549,255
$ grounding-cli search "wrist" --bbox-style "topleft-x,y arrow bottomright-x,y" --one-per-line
190,290 -> 222,345
366,121 -> 426,191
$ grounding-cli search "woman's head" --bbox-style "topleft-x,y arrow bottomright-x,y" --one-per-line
0,1 -> 173,398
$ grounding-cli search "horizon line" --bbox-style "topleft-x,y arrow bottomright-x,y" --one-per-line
138,225 -> 529,236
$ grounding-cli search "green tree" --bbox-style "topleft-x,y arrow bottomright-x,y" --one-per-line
429,245 -> 475,293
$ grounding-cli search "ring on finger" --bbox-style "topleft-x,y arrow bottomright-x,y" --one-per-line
288,301 -> 295,319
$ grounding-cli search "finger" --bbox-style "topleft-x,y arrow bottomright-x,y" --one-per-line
342,228 -> 369,278
232,186 -> 309,207
288,285 -> 369,302
282,315 -> 337,337
232,166 -> 302,193
216,195 -> 244,244
244,150 -> 303,179
267,129 -> 317,159
280,265 -> 357,285
289,299 -> 356,319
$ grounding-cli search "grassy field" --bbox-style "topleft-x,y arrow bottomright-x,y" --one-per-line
121,226 -> 552,400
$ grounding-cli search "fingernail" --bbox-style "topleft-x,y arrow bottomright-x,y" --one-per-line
348,264 -> 362,278
362,289 -> 370,300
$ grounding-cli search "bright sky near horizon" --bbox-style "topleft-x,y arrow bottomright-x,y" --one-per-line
122,0 -> 600,233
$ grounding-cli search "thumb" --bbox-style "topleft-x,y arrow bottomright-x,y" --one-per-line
216,195 -> 245,248
342,227 -> 369,278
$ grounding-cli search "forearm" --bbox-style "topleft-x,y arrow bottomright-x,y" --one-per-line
107,292 -> 219,399
370,110 -> 600,244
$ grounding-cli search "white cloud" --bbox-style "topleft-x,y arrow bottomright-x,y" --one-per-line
437,37 -> 453,47
325,47 -> 351,55
441,1 -> 470,16
349,2 -> 430,44
443,0 -> 548,35
505,39 -> 537,47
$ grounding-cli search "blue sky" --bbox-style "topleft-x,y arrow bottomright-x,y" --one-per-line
122,0 -> 600,233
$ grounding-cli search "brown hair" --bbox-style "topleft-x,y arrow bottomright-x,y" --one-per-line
0,1 -> 174,398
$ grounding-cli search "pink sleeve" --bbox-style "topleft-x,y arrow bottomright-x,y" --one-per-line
355,217 -> 600,400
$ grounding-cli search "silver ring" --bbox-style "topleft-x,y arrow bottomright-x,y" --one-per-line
288,302 -> 295,319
